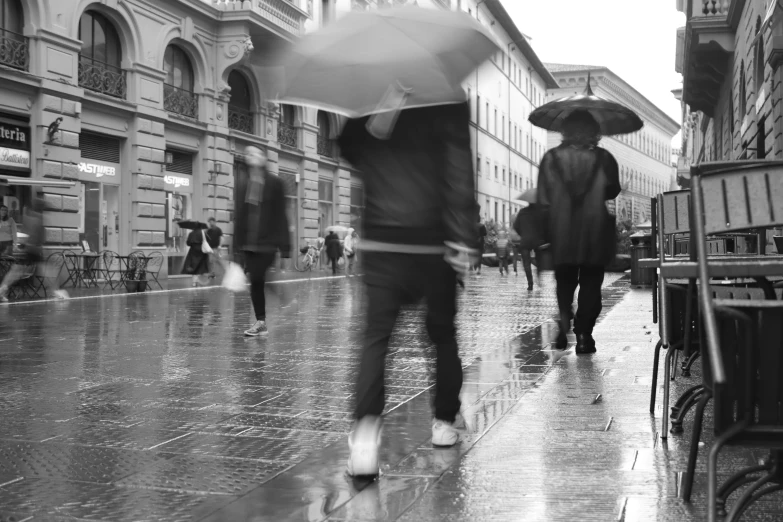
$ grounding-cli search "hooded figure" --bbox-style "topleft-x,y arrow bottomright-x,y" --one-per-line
538,111 -> 621,354
325,231 -> 343,274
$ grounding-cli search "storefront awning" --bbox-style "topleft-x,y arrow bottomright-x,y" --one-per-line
0,175 -> 76,188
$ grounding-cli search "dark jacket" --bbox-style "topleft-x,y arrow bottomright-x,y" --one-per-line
325,232 -> 343,259
182,230 -> 209,275
338,102 -> 478,249
233,167 -> 291,257
537,144 -> 621,267
513,204 -> 547,251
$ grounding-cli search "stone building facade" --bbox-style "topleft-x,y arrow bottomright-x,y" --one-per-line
545,65 -> 681,225
0,0 -> 360,277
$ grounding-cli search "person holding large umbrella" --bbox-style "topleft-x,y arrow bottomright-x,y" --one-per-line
272,6 -> 498,478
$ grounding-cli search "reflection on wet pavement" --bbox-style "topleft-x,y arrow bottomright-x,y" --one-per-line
7,273 -> 778,520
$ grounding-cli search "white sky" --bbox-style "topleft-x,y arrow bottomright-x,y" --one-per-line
506,1 -> 686,145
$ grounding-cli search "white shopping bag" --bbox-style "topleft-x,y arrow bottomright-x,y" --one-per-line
222,262 -> 248,292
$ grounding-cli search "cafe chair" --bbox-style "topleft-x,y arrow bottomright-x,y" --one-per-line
145,251 -> 164,290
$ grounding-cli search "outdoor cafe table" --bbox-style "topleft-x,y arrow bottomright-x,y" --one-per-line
115,255 -> 151,288
62,252 -> 101,288
639,255 -> 783,279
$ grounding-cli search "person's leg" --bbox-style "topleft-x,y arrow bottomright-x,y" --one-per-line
244,252 -> 276,334
521,249 -> 534,289
512,245 -> 519,274
0,263 -> 25,300
574,265 -> 605,336
554,265 -> 579,348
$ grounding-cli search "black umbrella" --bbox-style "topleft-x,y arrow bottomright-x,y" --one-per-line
175,219 -> 208,230
528,73 -> 643,136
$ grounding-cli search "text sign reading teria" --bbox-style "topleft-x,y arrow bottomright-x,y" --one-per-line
164,173 -> 193,193
0,123 -> 31,171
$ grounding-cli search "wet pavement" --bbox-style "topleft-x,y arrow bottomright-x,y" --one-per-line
1,270 -> 781,520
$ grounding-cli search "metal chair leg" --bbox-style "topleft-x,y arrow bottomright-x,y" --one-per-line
682,350 -> 700,377
726,472 -> 775,522
670,383 -> 705,419
661,347 -> 675,438
650,339 -> 662,414
681,391 -> 711,502
716,464 -> 768,516
670,386 -> 706,435
708,423 -> 747,522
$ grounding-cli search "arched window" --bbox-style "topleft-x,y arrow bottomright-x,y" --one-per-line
163,45 -> 197,118
317,111 -> 334,158
227,70 -> 253,134
0,0 -> 26,70
278,104 -> 298,148
78,11 -> 124,98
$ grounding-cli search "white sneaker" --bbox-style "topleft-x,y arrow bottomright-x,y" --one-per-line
346,416 -> 382,477
243,320 -> 268,336
432,413 -> 467,447
53,290 -> 69,300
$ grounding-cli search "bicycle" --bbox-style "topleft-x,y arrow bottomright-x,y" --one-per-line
295,244 -> 321,272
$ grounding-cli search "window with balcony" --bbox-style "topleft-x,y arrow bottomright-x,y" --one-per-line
317,111 -> 335,158
164,45 -> 197,118
0,0 -> 26,70
78,11 -> 125,98
227,70 -> 253,134
278,104 -> 298,148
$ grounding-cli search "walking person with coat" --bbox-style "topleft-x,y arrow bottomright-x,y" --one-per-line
325,231 -> 343,275
182,226 -> 211,287
233,146 -> 291,337
338,100 -> 479,477
537,111 -> 621,353
512,199 -> 547,291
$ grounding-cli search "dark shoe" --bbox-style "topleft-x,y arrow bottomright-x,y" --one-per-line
555,328 -> 568,350
575,333 -> 596,354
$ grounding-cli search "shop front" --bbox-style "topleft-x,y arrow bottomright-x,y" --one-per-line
0,115 -> 31,230
77,133 -> 123,253
163,171 -> 193,275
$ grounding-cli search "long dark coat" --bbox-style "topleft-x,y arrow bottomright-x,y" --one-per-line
182,229 -> 210,275
537,144 -> 621,267
325,232 -> 343,260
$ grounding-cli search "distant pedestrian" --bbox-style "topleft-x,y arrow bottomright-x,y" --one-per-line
205,217 -> 224,278
538,111 -> 621,353
476,216 -> 486,273
495,230 -> 510,276
338,100 -> 479,477
0,192 -> 68,302
343,227 -> 359,276
233,146 -> 291,337
325,231 -> 343,275
512,203 -> 546,291
0,205 -> 17,255
182,227 -> 210,287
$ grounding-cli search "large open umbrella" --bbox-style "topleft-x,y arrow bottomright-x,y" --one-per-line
270,6 -> 500,119
528,73 -> 643,136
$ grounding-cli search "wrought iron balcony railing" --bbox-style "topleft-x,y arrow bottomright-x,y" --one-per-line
164,84 -> 198,119
208,0 -> 305,36
228,106 -> 253,134
278,121 -> 298,148
0,30 -> 28,71
78,57 -> 127,99
317,136 -> 335,158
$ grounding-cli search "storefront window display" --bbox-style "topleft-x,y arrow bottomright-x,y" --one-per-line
78,133 -> 122,253
164,150 -> 194,275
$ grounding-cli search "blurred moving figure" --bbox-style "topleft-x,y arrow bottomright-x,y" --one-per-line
537,111 -> 620,353
233,146 -> 291,337
338,100 -> 479,477
0,204 -> 17,255
512,200 -> 547,292
0,191 -> 68,302
182,227 -> 210,287
495,229 -> 510,276
325,231 -> 343,275
343,227 -> 359,276
205,217 -> 224,278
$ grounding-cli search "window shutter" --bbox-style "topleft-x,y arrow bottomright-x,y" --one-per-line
80,132 -> 121,163
166,150 -> 193,175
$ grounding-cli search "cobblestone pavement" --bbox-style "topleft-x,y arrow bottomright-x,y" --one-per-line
1,270 -> 780,521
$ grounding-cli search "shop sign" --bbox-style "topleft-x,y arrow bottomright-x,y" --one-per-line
79,162 -> 116,178
0,123 -> 30,151
0,147 -> 30,170
164,174 -> 190,189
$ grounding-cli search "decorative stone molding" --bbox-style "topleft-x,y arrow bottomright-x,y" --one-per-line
217,36 -> 254,98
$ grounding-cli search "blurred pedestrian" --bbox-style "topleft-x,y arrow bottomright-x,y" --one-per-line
0,192 -> 68,302
512,202 -> 546,292
205,217 -> 224,279
338,100 -> 479,477
182,227 -> 210,287
476,216 -> 486,274
0,204 -> 17,255
325,231 -> 343,275
538,111 -> 620,353
233,146 -> 291,337
495,229 -> 510,276
344,227 -> 359,276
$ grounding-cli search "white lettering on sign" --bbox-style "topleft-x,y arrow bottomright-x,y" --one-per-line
79,162 -> 116,177
0,147 -> 30,169
0,125 -> 26,144
164,175 -> 190,188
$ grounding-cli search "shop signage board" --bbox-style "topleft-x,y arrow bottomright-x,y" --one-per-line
0,147 -> 30,170
0,122 -> 31,172
164,173 -> 193,193
77,159 -> 121,184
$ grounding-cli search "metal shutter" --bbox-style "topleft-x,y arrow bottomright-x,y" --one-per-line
166,150 -> 193,175
80,132 -> 121,163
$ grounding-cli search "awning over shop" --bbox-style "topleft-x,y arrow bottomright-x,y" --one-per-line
0,175 -> 76,188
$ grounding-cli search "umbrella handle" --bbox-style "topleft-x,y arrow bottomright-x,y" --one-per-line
366,81 -> 413,140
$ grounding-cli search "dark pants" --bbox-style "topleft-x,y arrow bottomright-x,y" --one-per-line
245,251 -> 277,321
555,265 -> 605,335
329,256 -> 340,275
514,246 -> 534,286
355,252 -> 462,422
